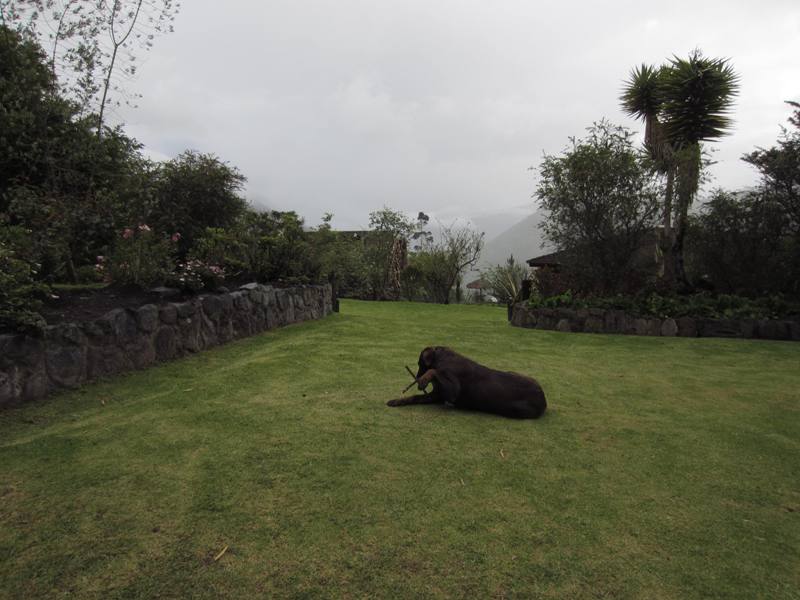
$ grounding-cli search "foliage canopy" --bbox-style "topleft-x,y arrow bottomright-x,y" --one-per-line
536,120 -> 661,294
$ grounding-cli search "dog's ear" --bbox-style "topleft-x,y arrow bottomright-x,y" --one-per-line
420,346 -> 435,366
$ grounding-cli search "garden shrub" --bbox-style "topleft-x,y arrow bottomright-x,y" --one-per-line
527,290 -> 800,320
149,151 -> 248,256
103,225 -> 177,289
535,121 -> 661,295
0,226 -> 48,333
481,256 -> 529,304
74,264 -> 105,284
310,216 -> 371,298
687,190 -> 800,296
234,210 -> 320,283
189,228 -> 246,277
168,260 -> 226,293
186,212 -> 331,287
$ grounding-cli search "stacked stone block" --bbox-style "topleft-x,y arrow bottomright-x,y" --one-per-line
0,284 -> 333,408
510,304 -> 799,341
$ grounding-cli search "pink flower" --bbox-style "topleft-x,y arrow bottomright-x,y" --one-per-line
122,228 -> 134,239
138,224 -> 151,232
96,255 -> 105,263
171,232 -> 181,243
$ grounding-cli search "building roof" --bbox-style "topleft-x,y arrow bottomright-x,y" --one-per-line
526,229 -> 662,269
466,278 -> 489,290
526,251 -> 565,268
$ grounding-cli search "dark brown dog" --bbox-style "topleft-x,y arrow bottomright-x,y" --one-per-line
387,346 -> 547,419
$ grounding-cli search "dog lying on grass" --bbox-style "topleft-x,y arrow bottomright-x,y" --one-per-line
387,346 -> 547,419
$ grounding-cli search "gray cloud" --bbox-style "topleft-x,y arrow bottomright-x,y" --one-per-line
122,0 -> 800,231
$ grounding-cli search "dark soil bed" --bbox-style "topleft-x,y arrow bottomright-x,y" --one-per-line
39,285 -> 197,325
34,278 -> 308,328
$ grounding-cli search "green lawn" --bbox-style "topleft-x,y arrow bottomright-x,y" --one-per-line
1,300 -> 798,599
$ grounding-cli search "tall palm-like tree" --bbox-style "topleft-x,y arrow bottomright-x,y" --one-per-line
620,64 -> 665,157
659,51 -> 739,288
621,51 -> 739,289
620,64 -> 677,282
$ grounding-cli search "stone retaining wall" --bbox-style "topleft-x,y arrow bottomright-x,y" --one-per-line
510,304 -> 800,341
0,283 -> 333,408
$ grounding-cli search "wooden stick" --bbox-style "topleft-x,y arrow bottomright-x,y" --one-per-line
401,364 -> 431,395
402,365 -> 420,394
214,545 -> 229,562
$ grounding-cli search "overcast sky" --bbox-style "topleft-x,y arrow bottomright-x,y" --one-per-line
120,0 -> 800,233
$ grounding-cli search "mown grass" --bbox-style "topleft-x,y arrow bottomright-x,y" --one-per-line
1,300 -> 798,599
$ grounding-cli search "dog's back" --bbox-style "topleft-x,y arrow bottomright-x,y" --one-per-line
435,348 -> 547,419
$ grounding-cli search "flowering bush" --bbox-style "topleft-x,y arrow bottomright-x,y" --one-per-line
105,225 -> 178,288
168,259 -> 225,293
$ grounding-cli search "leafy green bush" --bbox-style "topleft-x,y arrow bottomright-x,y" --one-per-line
687,190 -> 799,296
74,264 -> 105,284
104,225 -> 177,288
187,211 -> 328,286
189,228 -> 246,277
535,121 -> 661,295
528,290 -> 574,309
232,210 -> 320,283
527,291 -> 799,320
399,263 -> 426,301
311,215 -> 370,298
0,226 -> 48,333
481,256 -> 529,304
149,151 -> 248,256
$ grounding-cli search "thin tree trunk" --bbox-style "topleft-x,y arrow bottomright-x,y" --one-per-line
673,214 -> 690,291
97,0 -> 144,137
96,43 -> 118,136
50,1 -> 78,80
663,168 -> 674,234
659,167 -> 677,287
672,149 -> 699,292
65,251 -> 78,284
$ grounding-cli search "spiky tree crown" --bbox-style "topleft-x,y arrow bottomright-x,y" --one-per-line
621,51 -> 739,148
620,63 -> 662,120
658,51 -> 740,146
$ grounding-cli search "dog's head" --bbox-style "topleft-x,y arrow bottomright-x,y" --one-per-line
416,346 -> 448,389
416,346 -> 437,378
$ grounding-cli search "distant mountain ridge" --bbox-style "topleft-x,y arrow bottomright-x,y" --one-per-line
476,211 -> 552,273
